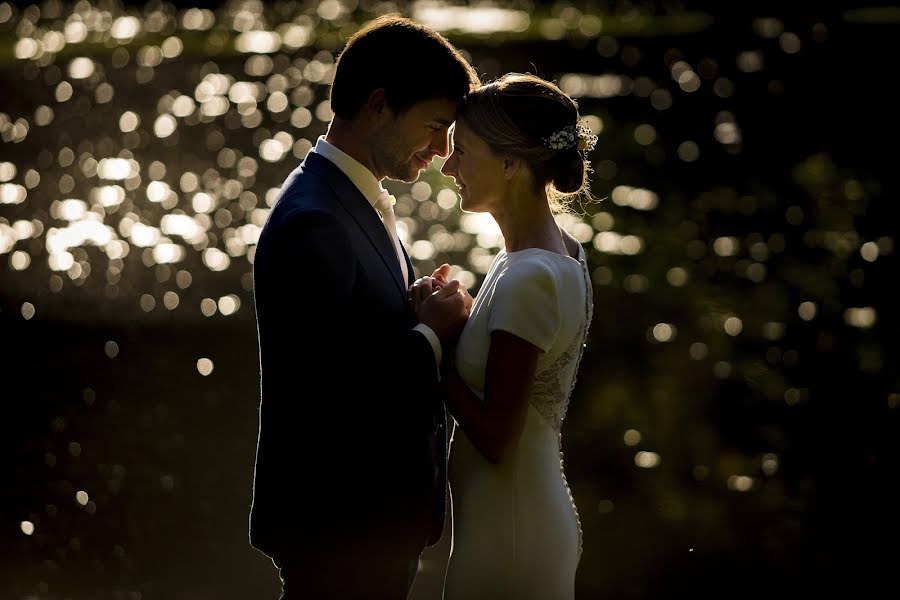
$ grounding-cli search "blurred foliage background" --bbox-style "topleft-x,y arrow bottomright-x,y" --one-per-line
1,1 -> 898,598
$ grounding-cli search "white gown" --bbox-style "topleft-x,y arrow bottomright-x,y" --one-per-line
443,242 -> 593,600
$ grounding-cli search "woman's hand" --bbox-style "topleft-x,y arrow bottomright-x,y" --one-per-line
409,263 -> 474,316
431,263 -> 451,288
430,263 -> 473,313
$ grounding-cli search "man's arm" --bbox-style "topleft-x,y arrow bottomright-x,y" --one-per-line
263,208 -> 458,432
256,207 -> 357,430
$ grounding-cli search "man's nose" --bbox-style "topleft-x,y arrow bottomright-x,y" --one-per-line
431,129 -> 451,158
440,153 -> 457,177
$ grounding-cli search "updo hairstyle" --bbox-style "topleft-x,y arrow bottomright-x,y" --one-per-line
459,73 -> 593,209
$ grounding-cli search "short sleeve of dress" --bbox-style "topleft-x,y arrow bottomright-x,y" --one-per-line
487,257 -> 561,353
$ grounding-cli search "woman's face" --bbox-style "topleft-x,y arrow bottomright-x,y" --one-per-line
440,119 -> 506,214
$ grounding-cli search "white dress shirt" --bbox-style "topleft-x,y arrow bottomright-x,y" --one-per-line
310,136 -> 443,369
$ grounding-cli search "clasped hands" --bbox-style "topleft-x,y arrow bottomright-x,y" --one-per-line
409,264 -> 473,344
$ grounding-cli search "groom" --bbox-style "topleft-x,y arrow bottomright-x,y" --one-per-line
250,15 -> 479,599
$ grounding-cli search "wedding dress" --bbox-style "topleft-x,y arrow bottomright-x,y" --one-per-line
443,240 -> 593,599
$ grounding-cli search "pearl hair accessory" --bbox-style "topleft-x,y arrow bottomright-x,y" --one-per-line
541,122 -> 598,154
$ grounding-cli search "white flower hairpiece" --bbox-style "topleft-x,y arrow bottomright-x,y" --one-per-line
541,122 -> 598,154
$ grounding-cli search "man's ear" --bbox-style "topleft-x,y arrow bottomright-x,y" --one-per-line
365,88 -> 389,119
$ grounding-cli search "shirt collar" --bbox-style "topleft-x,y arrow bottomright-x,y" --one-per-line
311,136 -> 385,207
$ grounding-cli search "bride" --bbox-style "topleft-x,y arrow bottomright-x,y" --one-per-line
411,73 -> 595,599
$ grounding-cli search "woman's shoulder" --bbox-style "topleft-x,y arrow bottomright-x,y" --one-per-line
490,250 -> 576,306
504,246 -> 584,279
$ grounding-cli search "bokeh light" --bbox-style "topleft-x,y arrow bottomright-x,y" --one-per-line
197,357 -> 214,376
1,3 -> 897,599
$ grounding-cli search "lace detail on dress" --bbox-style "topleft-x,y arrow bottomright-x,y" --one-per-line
529,257 -> 593,434
528,255 -> 593,559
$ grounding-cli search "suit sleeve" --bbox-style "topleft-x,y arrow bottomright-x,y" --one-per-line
265,207 -> 357,405
254,208 -> 358,468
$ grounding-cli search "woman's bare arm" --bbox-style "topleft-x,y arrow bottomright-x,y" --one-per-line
442,330 -> 539,464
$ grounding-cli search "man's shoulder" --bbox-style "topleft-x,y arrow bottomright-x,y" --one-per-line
255,199 -> 351,267
258,152 -> 368,252
266,197 -> 344,238
277,155 -> 338,202
269,159 -> 344,220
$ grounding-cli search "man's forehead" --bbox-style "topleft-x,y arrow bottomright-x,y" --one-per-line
414,97 -> 459,123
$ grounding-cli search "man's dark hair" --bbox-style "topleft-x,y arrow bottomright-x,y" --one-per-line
330,15 -> 479,119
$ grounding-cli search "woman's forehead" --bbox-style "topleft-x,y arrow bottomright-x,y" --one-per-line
452,119 -> 473,141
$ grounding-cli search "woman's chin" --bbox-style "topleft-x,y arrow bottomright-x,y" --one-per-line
458,187 -> 477,211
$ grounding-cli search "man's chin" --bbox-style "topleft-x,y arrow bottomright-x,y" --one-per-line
386,164 -> 423,183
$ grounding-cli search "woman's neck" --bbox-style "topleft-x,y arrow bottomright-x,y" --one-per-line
492,188 -> 565,254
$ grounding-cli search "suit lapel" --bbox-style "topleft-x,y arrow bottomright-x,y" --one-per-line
401,242 -> 413,287
302,154 -> 408,297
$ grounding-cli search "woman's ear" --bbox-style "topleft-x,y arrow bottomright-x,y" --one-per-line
503,157 -> 521,180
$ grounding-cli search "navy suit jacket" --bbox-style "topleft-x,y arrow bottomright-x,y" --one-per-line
250,152 -> 447,560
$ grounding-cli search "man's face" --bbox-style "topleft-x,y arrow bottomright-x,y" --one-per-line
371,98 -> 458,182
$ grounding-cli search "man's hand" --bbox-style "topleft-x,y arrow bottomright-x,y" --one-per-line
410,278 -> 474,313
408,263 -> 474,342
408,264 -> 451,299
415,279 -> 469,344
409,276 -> 439,306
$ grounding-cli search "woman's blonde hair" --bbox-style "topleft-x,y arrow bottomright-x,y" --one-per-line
459,73 -> 593,212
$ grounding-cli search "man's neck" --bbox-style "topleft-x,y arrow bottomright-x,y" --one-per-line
324,118 -> 384,180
